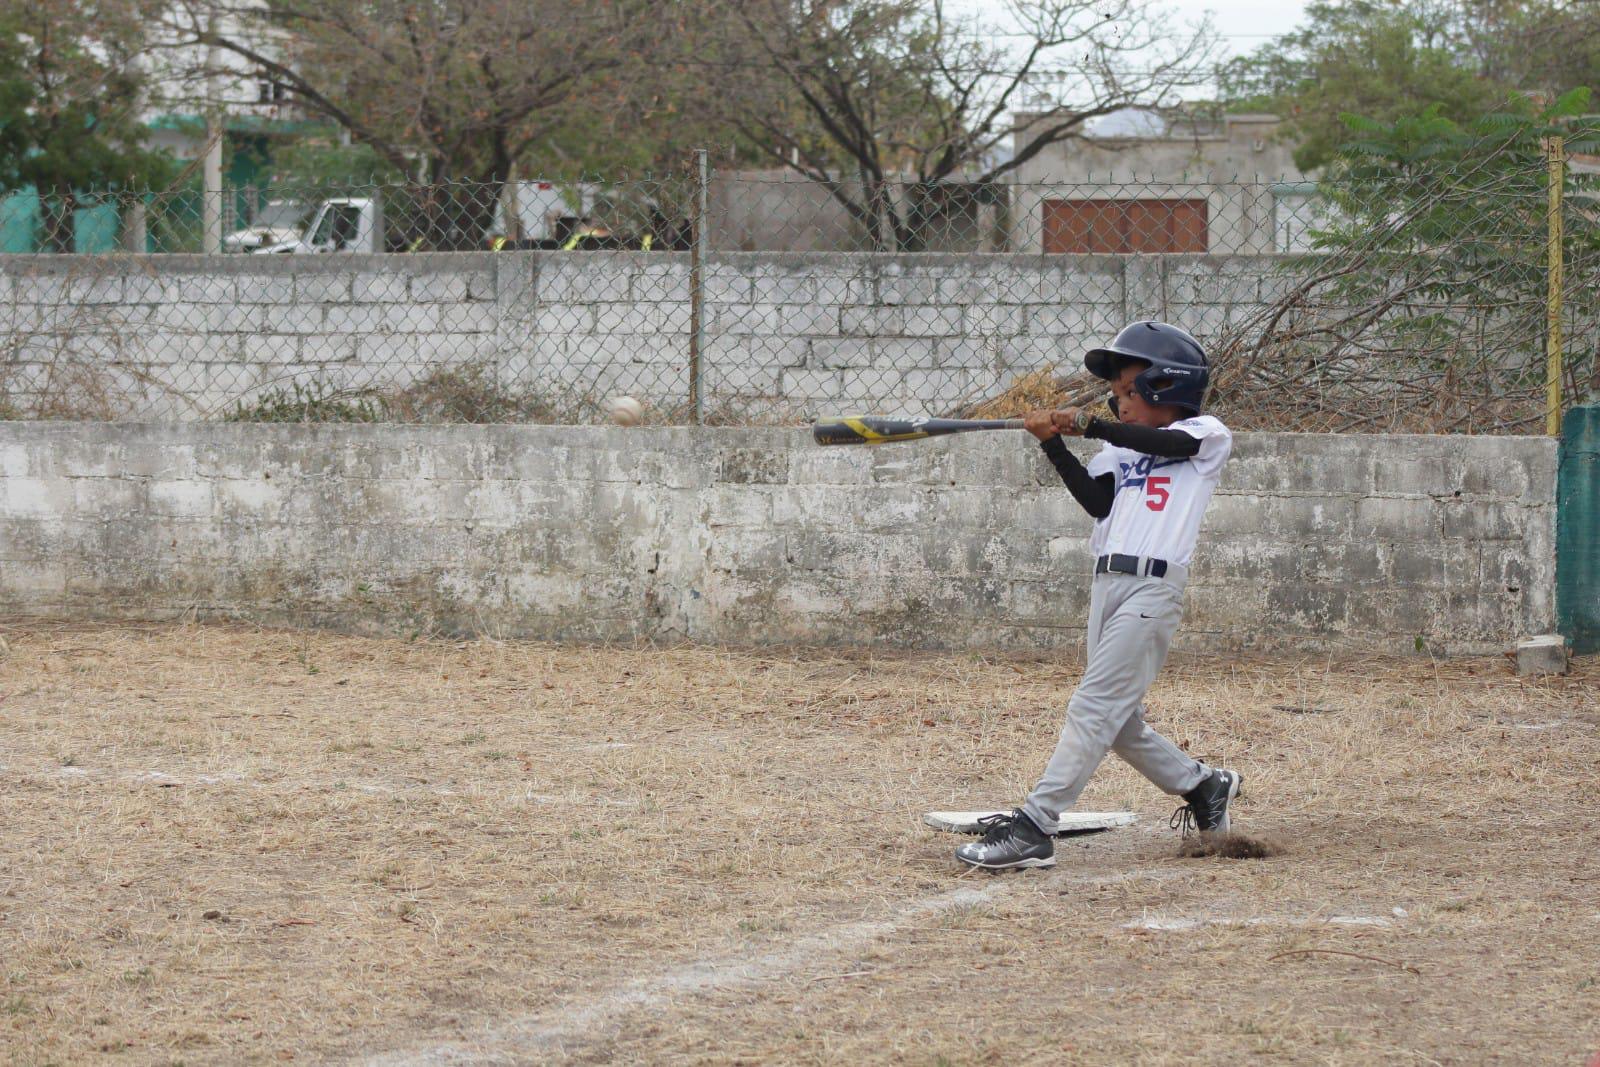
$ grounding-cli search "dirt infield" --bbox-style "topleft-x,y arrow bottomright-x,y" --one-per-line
1,620 -> 1596,1065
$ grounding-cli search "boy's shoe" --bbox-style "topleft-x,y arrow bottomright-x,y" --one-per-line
1171,768 -> 1243,837
954,809 -> 1056,870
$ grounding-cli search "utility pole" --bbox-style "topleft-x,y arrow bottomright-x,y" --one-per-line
1546,135 -> 1565,436
202,16 -> 223,254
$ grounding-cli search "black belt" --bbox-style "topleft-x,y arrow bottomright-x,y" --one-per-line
1095,553 -> 1168,578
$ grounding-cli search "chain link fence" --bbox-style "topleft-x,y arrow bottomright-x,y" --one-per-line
2,149 -> 1596,431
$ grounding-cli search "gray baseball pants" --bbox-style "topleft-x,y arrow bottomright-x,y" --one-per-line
1022,566 -> 1207,835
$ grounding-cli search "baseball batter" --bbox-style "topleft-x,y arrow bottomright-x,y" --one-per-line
957,321 -> 1242,870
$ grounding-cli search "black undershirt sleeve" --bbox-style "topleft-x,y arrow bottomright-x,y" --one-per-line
1038,436 -> 1115,519
1083,418 -> 1201,458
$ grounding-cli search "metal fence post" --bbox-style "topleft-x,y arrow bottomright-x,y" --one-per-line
688,148 -> 710,424
1546,135 -> 1565,437
201,23 -> 223,256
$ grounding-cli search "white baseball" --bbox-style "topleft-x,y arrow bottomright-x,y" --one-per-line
608,395 -> 644,426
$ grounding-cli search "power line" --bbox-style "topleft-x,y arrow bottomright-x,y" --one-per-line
667,55 -> 1231,78
944,30 -> 1286,39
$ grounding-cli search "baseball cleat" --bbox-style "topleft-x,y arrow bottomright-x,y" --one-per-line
954,809 -> 1056,870
1171,768 -> 1242,837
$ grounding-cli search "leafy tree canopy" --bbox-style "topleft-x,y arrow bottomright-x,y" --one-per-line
1219,0 -> 1517,171
0,2 -> 173,192
1229,89 -> 1600,432
0,1 -> 175,248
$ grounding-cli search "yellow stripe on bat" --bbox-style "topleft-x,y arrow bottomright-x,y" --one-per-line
842,417 -> 930,443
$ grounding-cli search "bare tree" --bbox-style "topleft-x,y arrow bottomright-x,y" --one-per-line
705,0 -> 1217,250
160,0 -> 672,246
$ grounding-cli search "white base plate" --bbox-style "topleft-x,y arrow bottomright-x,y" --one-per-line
924,810 -> 1138,836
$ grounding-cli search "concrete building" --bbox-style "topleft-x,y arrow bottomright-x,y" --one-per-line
138,4 -> 327,230
1007,110 -> 1317,254
707,170 -> 1009,254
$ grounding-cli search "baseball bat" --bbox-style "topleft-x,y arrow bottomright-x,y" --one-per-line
812,415 -> 1025,446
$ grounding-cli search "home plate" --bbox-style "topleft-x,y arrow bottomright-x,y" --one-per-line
924,810 -> 1138,836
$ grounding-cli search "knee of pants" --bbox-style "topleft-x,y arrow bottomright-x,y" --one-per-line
1109,721 -> 1146,754
1110,706 -> 1151,743
1061,692 -> 1129,747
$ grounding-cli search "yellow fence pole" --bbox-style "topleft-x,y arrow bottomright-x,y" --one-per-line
1547,135 -> 1565,437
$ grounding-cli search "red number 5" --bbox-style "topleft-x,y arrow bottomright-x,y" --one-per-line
1145,476 -> 1171,511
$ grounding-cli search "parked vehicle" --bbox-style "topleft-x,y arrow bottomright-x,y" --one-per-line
249,182 -> 687,254
255,198 -> 381,254
255,189 -> 547,253
223,200 -> 314,253
489,181 -> 590,245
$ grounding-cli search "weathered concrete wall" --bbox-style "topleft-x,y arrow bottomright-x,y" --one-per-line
0,423 -> 1556,654
0,252 -> 1289,420
707,171 -> 1008,253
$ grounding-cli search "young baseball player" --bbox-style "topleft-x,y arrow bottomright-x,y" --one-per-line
957,321 -> 1241,870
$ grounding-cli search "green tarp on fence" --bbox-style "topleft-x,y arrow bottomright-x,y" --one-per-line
1558,404 -> 1600,654
0,190 -> 121,253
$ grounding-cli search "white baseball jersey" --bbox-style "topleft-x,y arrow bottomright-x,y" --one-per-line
1085,415 -> 1232,567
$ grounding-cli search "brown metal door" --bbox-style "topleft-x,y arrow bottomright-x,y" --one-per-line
1042,199 -> 1208,253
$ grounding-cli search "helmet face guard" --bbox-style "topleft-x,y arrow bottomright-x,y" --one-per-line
1085,321 -> 1209,415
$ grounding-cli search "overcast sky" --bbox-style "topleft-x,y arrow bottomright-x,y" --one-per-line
1167,0 -> 1313,59
945,0 -> 1315,66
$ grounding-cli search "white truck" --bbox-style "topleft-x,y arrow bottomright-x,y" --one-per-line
255,197 -> 382,254
251,181 -> 598,254
222,200 -> 316,253
492,180 -> 594,245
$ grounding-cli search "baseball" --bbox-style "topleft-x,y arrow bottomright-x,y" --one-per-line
607,395 -> 644,426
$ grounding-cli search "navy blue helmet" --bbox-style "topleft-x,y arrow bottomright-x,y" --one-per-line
1084,321 -> 1209,415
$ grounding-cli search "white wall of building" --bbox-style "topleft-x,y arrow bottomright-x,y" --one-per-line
1007,112 -> 1314,254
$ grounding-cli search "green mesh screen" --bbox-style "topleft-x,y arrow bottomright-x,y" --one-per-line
1558,404 -> 1600,654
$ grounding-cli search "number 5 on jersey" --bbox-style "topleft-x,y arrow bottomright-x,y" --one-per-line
1145,475 -> 1171,511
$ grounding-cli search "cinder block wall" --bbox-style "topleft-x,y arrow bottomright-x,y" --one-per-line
0,253 -> 1288,419
0,423 -> 1556,654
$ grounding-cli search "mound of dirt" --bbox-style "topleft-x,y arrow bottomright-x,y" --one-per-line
1177,833 -> 1285,860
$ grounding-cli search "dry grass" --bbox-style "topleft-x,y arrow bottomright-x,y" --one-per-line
0,619 -> 1596,1066
954,368 -> 1108,420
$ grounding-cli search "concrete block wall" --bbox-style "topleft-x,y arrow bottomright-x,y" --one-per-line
0,423 -> 1556,654
0,253 -> 1288,420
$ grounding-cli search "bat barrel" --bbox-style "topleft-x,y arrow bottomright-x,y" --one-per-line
812,416 -> 1025,446
812,421 -> 870,446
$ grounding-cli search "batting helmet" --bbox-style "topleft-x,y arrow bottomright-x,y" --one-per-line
1084,321 -> 1209,415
